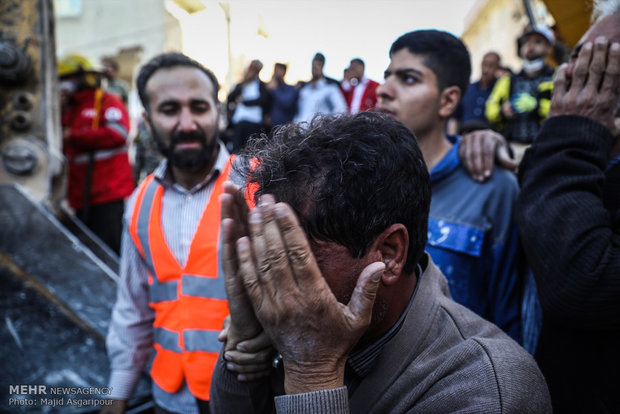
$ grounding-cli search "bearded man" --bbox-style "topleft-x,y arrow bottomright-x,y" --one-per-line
103,52 -> 235,414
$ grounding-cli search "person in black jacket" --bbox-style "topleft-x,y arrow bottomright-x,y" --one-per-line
226,59 -> 271,153
516,2 -> 620,412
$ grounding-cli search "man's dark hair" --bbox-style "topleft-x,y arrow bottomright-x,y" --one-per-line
136,52 -> 220,111
350,58 -> 365,67
239,112 -> 431,273
313,53 -> 326,64
275,62 -> 287,72
390,30 -> 471,96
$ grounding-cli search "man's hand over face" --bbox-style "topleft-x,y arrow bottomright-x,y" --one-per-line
221,182 -> 264,352
236,195 -> 385,394
551,37 -> 620,136
218,316 -> 275,381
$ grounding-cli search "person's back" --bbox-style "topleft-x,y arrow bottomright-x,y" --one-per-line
517,5 -> 620,411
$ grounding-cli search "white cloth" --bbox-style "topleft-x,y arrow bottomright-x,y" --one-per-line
294,78 -> 347,123
231,79 -> 263,124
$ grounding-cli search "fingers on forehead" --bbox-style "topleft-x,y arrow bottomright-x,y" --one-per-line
273,203 -> 323,283
607,43 -> 620,75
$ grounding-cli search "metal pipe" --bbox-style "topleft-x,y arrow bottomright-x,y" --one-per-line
522,0 -> 537,26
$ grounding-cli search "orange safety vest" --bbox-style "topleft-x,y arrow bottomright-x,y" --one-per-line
128,158 -> 233,401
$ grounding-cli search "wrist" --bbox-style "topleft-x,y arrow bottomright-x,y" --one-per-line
283,360 -> 345,394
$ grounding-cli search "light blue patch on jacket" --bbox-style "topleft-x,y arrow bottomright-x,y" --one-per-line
427,219 -> 484,258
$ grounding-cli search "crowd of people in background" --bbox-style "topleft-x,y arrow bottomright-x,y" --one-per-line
51,1 -> 620,412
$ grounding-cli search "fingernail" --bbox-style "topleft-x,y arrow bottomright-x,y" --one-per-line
224,353 -> 231,361
584,42 -> 593,51
237,344 -> 247,352
484,170 -> 491,177
372,270 -> 384,282
258,195 -> 271,207
237,237 -> 249,252
249,209 -> 261,223
238,374 -> 247,381
275,204 -> 287,218
612,43 -> 620,51
595,36 -> 606,44
226,362 -> 235,370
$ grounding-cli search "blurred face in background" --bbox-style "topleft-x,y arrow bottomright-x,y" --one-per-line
480,53 -> 500,85
520,33 -> 551,61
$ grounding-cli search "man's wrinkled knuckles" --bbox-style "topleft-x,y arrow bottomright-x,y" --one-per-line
256,249 -> 289,275
285,243 -> 313,267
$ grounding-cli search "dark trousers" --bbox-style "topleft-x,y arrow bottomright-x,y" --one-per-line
76,199 -> 124,255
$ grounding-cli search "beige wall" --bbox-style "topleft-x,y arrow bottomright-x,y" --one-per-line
54,0 -> 183,122
461,0 -> 555,81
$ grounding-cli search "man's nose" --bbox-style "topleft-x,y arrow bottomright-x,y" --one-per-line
376,81 -> 392,102
178,108 -> 197,132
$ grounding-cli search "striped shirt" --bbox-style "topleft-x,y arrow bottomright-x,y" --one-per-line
106,142 -> 230,413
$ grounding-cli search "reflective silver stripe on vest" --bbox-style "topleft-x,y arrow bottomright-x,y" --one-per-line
107,121 -> 129,139
183,330 -> 221,352
136,179 -> 160,279
73,145 -> 129,164
149,280 -> 178,302
181,274 -> 226,300
153,327 -> 182,353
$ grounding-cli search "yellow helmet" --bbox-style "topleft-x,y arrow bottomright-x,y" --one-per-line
58,54 -> 98,78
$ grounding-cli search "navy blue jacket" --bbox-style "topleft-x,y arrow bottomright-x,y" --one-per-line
426,138 -> 522,342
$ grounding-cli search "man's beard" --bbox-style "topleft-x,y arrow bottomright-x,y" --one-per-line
152,127 -> 217,172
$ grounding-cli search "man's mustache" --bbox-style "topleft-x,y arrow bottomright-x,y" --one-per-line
171,130 -> 206,145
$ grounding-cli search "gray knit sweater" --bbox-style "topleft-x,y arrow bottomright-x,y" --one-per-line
210,254 -> 551,413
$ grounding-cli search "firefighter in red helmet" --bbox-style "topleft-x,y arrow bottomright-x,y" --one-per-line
58,54 -> 135,254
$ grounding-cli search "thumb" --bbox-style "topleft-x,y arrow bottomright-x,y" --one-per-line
496,142 -> 518,171
347,261 -> 386,321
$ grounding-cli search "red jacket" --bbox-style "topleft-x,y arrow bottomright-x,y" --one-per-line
62,88 -> 135,209
341,77 -> 380,114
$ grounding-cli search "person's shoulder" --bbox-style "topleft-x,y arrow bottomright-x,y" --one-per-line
436,296 -> 550,406
470,335 -> 551,411
411,294 -> 551,412
103,90 -> 127,109
486,165 -> 518,188
324,76 -> 340,86
450,151 -> 518,193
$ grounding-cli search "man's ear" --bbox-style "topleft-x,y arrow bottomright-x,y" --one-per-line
438,85 -> 462,119
372,224 -> 409,286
